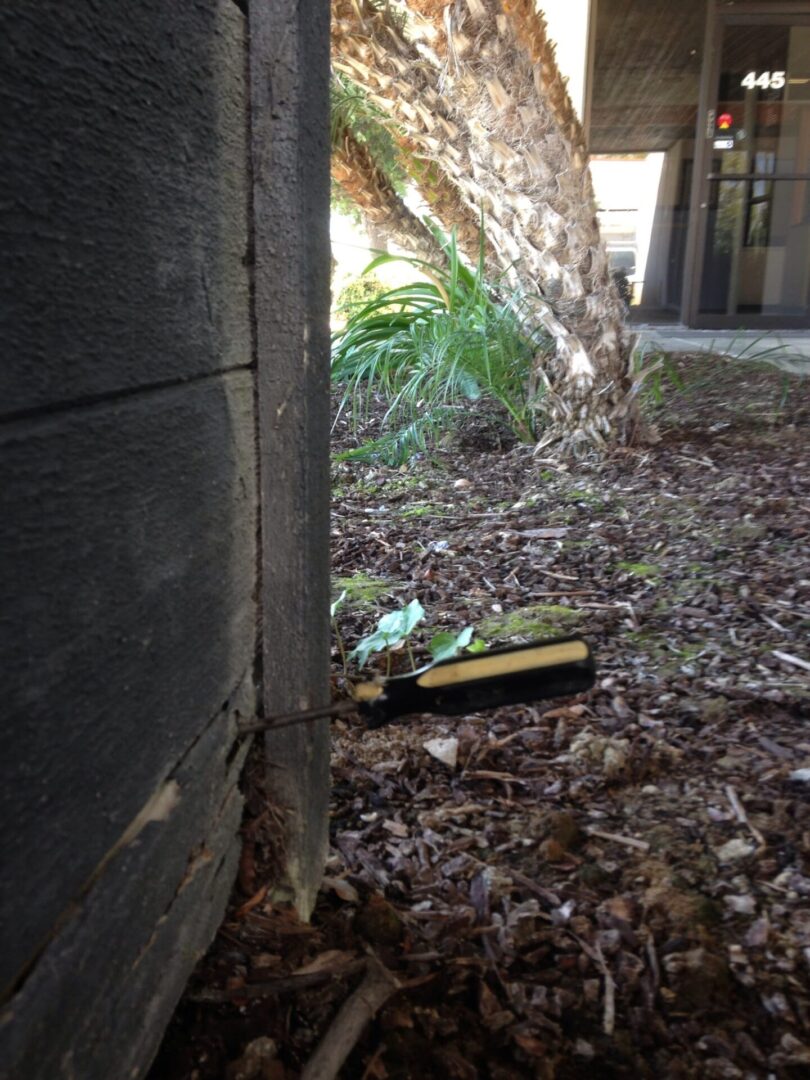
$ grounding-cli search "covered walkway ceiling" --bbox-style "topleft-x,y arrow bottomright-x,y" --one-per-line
589,0 -> 706,153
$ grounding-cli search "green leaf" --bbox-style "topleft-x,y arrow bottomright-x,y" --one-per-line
347,629 -> 388,669
427,625 -> 474,662
348,599 -> 426,669
399,598 -> 425,637
465,639 -> 487,654
376,608 -> 407,639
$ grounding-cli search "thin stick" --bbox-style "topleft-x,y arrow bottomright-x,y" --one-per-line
595,940 -> 616,1036
300,955 -> 400,1080
772,650 -> 810,673
725,784 -> 766,847
528,589 -> 597,598
585,827 -> 650,852
237,698 -> 357,734
571,934 -> 615,1036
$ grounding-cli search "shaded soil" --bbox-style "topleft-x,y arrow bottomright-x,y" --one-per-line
151,356 -> 810,1080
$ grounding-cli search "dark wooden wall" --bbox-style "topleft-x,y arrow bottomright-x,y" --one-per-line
0,1 -> 329,1076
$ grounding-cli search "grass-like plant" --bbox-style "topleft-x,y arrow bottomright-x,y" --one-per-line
331,228 -> 551,463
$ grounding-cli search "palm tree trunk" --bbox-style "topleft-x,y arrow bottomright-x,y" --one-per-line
393,134 -> 498,270
437,0 -> 640,449
332,125 -> 447,265
331,1 -> 518,270
331,0 -> 641,450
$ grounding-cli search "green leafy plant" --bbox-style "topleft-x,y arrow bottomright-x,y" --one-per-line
465,638 -> 487,654
348,598 -> 426,672
631,345 -> 686,407
331,227 -> 551,463
334,273 -> 391,319
330,75 -> 408,220
427,626 -> 474,662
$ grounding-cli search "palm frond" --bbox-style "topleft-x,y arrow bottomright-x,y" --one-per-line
332,230 -> 552,460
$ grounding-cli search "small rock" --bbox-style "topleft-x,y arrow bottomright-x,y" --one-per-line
716,838 -> 755,863
225,1038 -> 279,1080
724,894 -> 756,915
789,768 -> 810,783
745,917 -> 770,948
761,990 -> 793,1019
574,1039 -> 595,1059
702,1059 -> 742,1079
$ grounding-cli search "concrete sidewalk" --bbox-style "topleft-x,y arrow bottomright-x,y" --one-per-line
633,327 -> 810,374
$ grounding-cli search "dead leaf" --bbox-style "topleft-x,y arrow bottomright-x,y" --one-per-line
235,884 -> 269,919
423,737 -> 459,768
323,875 -> 360,903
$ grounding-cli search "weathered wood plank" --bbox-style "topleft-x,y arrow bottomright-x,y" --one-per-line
250,0 -> 332,916
0,0 -> 250,419
0,371 -> 257,997
0,680 -> 255,1080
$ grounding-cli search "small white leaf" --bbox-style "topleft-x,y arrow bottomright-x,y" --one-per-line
423,737 -> 459,768
323,876 -> 360,903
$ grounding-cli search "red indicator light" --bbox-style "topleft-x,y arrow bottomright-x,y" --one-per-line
717,112 -> 733,130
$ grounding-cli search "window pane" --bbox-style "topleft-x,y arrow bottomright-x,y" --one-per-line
699,178 -> 810,316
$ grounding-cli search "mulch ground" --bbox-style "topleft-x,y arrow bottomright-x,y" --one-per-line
150,356 -> 810,1080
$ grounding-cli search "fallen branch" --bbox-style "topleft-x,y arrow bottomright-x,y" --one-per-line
300,954 -> 401,1080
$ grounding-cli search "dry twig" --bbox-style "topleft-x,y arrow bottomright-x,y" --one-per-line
585,827 -> 650,852
725,784 -> 766,847
300,955 -> 401,1080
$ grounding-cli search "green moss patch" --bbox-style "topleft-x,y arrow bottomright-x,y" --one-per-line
477,603 -> 583,642
399,502 -> 444,519
332,572 -> 402,610
618,561 -> 660,578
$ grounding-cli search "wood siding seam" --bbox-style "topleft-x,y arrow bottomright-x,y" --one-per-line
0,362 -> 256,430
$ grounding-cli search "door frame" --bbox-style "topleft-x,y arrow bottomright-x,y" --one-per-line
682,2 -> 810,328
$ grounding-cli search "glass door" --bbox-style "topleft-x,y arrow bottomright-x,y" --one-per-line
689,10 -> 810,328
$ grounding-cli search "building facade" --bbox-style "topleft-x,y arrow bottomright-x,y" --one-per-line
552,0 -> 810,328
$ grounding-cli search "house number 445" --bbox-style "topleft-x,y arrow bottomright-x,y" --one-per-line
741,70 -> 786,90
